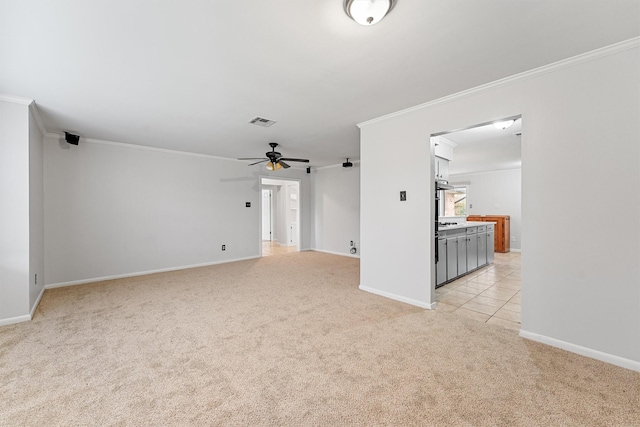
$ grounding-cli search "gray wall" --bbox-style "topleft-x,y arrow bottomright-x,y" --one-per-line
0,100 -> 30,321
359,42 -> 639,368
311,164 -> 360,257
44,136 -> 310,286
29,108 -> 45,309
0,98 -> 44,324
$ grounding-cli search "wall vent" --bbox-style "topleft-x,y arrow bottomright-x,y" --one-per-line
248,116 -> 277,127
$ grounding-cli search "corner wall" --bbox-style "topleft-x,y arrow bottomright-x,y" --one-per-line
359,41 -> 640,368
0,100 -> 30,322
43,137 -> 310,286
310,164 -> 360,257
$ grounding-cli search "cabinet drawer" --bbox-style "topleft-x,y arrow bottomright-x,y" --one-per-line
466,227 -> 478,234
477,225 -> 487,232
487,224 -> 495,231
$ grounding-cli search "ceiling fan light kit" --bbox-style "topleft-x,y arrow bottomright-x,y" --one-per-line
344,0 -> 397,25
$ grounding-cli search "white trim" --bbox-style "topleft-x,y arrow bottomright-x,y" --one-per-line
45,133 -> 310,171
0,93 -> 34,105
510,248 -> 522,253
359,285 -> 436,309
314,160 -> 361,171
0,94 -> 47,135
310,248 -> 360,259
449,166 -> 522,178
358,37 -> 640,127
0,314 -> 31,327
44,256 -> 261,289
28,102 -> 47,136
519,330 -> 640,372
30,286 -> 46,318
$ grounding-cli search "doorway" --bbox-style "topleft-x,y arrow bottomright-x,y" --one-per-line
431,115 -> 523,330
260,177 -> 301,256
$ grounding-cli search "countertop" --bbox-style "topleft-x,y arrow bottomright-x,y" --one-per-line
438,221 -> 496,232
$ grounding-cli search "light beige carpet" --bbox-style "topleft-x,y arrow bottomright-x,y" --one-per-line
1,252 -> 638,426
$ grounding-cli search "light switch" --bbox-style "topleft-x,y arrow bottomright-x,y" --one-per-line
400,191 -> 406,201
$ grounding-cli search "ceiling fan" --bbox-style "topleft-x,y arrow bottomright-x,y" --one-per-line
238,142 -> 309,170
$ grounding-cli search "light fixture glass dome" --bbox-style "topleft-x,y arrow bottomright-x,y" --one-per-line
344,0 -> 396,25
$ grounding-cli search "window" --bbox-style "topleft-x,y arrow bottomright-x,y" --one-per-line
442,186 -> 468,217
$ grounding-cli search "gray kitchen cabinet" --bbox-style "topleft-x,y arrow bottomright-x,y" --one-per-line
466,227 -> 478,271
457,236 -> 467,275
435,223 -> 494,287
446,237 -> 458,280
477,231 -> 487,266
436,237 -> 447,287
487,226 -> 495,263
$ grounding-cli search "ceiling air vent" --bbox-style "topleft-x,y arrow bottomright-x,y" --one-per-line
248,116 -> 277,127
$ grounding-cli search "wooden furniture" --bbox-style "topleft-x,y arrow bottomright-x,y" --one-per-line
467,215 -> 510,253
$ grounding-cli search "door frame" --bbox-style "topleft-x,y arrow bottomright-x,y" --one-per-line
259,176 -> 302,256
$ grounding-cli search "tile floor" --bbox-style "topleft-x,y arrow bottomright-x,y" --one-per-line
262,241 -> 298,256
435,251 -> 521,331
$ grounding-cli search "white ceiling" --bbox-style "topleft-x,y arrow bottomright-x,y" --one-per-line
444,118 -> 522,176
1,1 -> 638,167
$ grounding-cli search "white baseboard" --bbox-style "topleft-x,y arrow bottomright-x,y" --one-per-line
510,248 -> 522,253
359,285 -> 436,309
0,286 -> 46,327
519,330 -> 640,372
30,286 -> 46,317
309,248 -> 360,259
45,256 -> 261,289
0,314 -> 31,327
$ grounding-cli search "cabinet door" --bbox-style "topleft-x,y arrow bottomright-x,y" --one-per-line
477,232 -> 487,266
439,158 -> 449,181
436,238 -> 447,286
467,234 -> 478,270
446,237 -> 458,280
487,231 -> 495,263
457,236 -> 467,275
435,157 -> 450,181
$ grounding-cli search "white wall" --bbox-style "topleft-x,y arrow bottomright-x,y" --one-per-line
44,137 -> 310,285
360,41 -> 640,368
450,168 -> 521,250
0,100 -> 30,321
311,164 -> 360,257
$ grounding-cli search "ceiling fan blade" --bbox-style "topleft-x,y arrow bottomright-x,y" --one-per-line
279,158 -> 309,163
278,160 -> 290,169
248,159 -> 269,166
238,157 -> 268,160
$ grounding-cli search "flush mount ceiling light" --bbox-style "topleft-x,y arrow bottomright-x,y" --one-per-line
493,119 -> 515,130
344,0 -> 397,25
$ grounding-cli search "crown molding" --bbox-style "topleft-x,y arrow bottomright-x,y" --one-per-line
0,94 -> 48,136
314,160 -> 361,171
358,37 -> 640,128
45,132 -> 312,171
0,93 -> 33,105
29,102 -> 47,136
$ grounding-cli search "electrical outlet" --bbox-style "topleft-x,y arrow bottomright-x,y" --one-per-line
222,245 -> 226,251
400,191 -> 406,201
511,237 -> 516,242
350,241 -> 354,247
